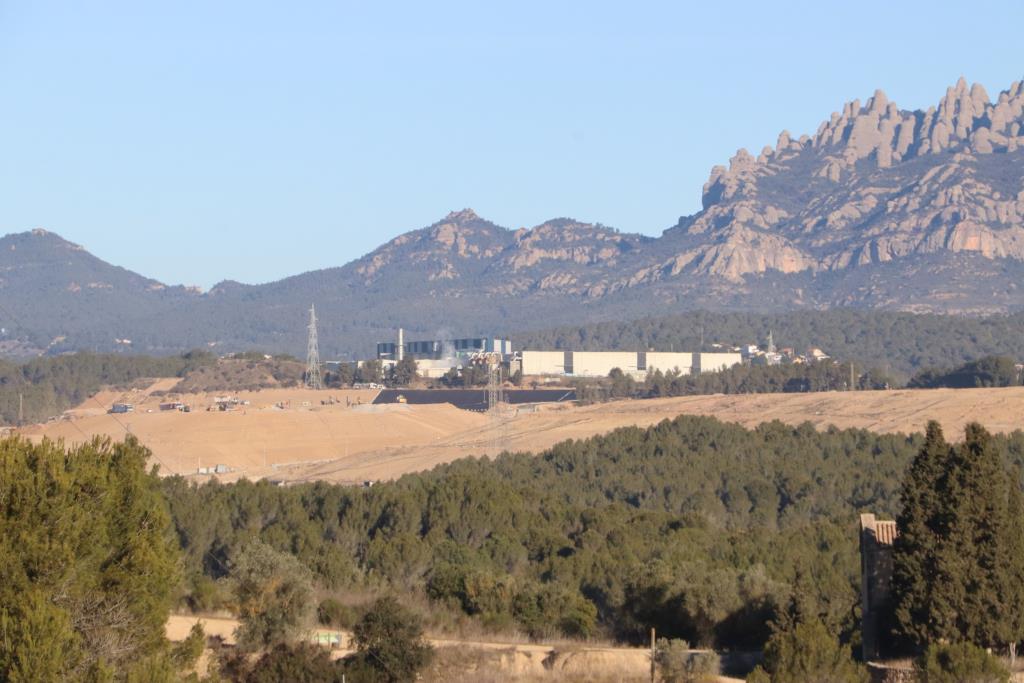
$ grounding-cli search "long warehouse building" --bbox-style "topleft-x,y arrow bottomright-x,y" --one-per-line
516,350 -> 741,378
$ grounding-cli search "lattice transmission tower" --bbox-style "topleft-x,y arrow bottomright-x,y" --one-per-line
305,304 -> 324,390
470,351 -> 505,455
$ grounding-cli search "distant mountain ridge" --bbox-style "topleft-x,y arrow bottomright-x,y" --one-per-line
3,77 -> 1024,357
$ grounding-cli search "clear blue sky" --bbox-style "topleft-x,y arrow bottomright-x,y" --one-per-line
1,1 -> 1022,288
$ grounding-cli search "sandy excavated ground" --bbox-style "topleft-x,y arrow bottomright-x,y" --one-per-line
278,386 -> 1024,485
23,384 -> 1024,485
22,385 -> 481,480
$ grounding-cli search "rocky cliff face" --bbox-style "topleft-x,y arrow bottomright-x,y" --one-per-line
659,78 -> 1024,282
344,210 -> 652,297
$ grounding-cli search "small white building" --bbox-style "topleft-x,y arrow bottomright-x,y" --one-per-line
808,347 -> 831,361
414,358 -> 459,379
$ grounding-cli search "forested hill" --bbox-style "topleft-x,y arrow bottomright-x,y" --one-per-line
164,414 -> 1024,650
0,351 -> 214,426
513,309 -> 1024,377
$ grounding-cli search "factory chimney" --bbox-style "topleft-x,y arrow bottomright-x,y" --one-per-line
398,328 -> 404,361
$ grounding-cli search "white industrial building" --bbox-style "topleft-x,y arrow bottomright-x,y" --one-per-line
520,350 -> 567,376
644,352 -> 696,375
694,352 -> 743,373
516,350 -> 741,378
414,358 -> 460,379
571,351 -> 641,377
358,328 -> 742,381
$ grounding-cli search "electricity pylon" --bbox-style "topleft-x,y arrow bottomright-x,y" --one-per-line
305,304 -> 324,390
470,351 -> 506,454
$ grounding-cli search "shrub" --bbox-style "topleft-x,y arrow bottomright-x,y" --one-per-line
656,638 -> 720,683
317,598 -> 357,629
351,597 -> 433,682
231,541 -> 314,651
753,620 -> 866,683
171,622 -> 206,670
917,642 -> 1010,683
245,643 -> 342,683
186,574 -> 225,612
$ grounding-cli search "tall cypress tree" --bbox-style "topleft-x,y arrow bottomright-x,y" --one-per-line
942,423 -> 1008,647
892,421 -> 951,648
998,469 -> 1024,665
892,422 -> 1024,653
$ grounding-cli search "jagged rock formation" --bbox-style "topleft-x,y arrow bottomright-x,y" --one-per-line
662,77 -> 1024,282
3,78 -> 1024,357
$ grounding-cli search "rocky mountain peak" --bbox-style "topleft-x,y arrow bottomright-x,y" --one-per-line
682,76 -> 1024,283
443,208 -> 482,224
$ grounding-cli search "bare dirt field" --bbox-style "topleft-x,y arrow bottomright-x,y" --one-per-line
22,384 -> 1024,485
278,386 -> 1024,484
21,385 -> 483,480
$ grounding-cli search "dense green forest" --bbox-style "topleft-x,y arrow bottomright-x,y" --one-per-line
162,417 -> 1024,652
513,310 -> 1024,378
7,417 -> 1024,680
908,355 -> 1023,389
0,351 -> 214,426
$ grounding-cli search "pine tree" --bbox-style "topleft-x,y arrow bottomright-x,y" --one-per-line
0,589 -> 77,683
351,597 -> 434,683
0,436 -> 182,679
892,421 -> 952,648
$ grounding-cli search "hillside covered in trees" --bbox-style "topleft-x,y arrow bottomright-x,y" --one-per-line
908,355 -> 1023,389
0,351 -> 214,426
163,416 -> 1024,651
514,310 -> 1024,378
6,414 -> 1024,680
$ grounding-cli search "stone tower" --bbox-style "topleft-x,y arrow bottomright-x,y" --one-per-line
859,513 -> 898,661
